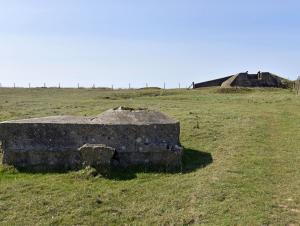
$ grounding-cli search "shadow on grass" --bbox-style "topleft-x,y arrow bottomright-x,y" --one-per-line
182,148 -> 213,173
1,148 -> 213,181
105,148 -> 213,180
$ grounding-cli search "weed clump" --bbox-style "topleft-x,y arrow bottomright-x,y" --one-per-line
73,166 -> 100,180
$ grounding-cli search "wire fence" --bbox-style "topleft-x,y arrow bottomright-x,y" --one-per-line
0,82 -> 188,90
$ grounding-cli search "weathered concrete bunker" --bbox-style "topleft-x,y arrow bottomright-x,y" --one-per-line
0,107 -> 183,171
193,71 -> 287,89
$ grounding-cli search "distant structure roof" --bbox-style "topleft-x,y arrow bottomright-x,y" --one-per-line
193,71 -> 286,89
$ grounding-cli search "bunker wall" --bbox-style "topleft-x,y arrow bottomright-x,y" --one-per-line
0,122 -> 181,170
193,76 -> 232,88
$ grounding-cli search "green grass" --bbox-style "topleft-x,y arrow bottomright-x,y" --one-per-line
0,87 -> 299,225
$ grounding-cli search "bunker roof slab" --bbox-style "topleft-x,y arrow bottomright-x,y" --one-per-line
0,107 -> 177,125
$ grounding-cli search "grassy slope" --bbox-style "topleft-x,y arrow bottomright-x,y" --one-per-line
0,88 -> 299,225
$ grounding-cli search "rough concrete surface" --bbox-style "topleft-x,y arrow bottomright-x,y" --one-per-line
0,107 -> 183,171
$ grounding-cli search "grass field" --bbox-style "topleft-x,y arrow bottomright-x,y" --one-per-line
0,87 -> 299,225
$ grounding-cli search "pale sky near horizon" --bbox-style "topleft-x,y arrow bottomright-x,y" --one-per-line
0,0 -> 299,88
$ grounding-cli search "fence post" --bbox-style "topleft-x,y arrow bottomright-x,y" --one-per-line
296,76 -> 300,95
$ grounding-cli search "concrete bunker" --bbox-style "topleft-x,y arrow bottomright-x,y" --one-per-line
193,71 -> 287,89
0,107 -> 183,172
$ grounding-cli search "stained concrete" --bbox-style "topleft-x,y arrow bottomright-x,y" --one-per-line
0,107 -> 182,171
79,144 -> 116,174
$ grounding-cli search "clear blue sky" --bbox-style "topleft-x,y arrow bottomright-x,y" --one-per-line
0,0 -> 299,88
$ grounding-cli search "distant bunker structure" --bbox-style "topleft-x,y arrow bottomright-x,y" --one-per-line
193,71 -> 287,89
0,107 -> 183,172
